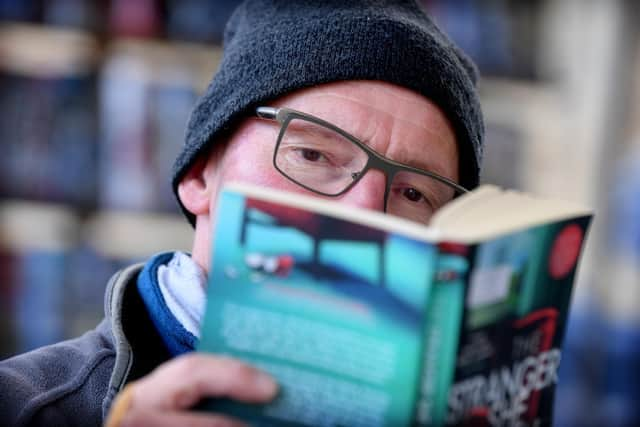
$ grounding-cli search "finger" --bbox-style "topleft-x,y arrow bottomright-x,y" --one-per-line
132,353 -> 278,411
121,409 -> 248,427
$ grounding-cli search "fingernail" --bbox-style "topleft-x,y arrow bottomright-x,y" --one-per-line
255,372 -> 278,397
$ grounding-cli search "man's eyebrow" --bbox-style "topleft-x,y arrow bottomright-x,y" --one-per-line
284,121 -> 357,150
358,135 -> 448,176
397,156 -> 444,176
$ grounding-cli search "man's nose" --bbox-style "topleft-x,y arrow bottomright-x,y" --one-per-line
337,169 -> 386,212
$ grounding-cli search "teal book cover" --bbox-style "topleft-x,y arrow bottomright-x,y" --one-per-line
414,248 -> 468,426
197,187 -> 445,427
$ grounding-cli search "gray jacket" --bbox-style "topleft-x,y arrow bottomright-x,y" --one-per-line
0,262 -> 172,427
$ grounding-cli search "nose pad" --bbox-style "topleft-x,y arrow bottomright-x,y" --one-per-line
338,169 -> 386,212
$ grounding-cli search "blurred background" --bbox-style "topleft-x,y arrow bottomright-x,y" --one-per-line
0,0 -> 638,425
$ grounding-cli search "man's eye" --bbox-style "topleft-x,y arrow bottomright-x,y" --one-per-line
299,148 -> 323,162
402,187 -> 424,202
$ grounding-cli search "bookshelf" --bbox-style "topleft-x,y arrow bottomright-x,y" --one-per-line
0,17 -> 222,357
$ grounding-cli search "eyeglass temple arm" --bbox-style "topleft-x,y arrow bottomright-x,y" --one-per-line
256,106 -> 279,120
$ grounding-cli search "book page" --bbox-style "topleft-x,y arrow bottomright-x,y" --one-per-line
431,185 -> 592,243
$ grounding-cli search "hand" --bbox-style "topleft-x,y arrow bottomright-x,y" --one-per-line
107,353 -> 278,427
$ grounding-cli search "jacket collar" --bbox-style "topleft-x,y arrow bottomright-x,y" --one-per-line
101,262 -> 172,419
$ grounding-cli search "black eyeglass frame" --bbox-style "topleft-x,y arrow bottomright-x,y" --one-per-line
256,106 -> 469,212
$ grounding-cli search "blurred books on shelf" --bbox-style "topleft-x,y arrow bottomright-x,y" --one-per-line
0,0 -> 41,23
62,209 -> 193,339
82,209 -> 193,261
0,201 -> 77,357
0,201 -> 193,359
0,16 -> 218,360
421,0 -> 542,80
0,23 -> 220,213
1,0 -> 242,44
165,0 -> 240,43
98,38 -> 220,212
108,0 -> 163,38
0,24 -> 99,207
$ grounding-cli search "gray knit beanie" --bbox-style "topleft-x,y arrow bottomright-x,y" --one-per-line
172,0 -> 484,224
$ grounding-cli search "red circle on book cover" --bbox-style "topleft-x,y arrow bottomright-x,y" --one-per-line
548,224 -> 583,279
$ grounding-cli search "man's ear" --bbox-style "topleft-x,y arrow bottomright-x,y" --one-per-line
177,154 -> 218,216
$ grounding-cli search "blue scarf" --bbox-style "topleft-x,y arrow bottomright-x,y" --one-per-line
137,252 -> 198,356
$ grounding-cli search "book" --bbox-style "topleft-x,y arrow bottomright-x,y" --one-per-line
197,182 -> 593,427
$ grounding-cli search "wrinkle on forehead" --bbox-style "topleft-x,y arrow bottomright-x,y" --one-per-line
271,81 -> 458,179
274,81 -> 453,133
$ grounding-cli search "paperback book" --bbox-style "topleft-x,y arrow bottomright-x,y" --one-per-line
197,183 -> 592,427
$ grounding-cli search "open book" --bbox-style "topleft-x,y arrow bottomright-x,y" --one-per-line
197,182 -> 593,427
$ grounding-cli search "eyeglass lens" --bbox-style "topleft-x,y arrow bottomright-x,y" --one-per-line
274,117 -> 456,224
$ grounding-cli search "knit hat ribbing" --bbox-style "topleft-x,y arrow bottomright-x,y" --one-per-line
172,0 -> 484,225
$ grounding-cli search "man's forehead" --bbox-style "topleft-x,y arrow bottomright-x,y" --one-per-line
268,81 -> 458,174
272,81 -> 455,132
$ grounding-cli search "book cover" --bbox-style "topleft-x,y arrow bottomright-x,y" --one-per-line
446,217 -> 591,427
198,188 -> 453,426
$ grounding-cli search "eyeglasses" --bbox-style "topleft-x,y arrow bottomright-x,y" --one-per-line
256,106 -> 468,224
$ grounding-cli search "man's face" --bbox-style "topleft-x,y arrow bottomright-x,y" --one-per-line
181,80 -> 458,270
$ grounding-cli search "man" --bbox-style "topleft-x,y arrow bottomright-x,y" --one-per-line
0,1 -> 483,426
